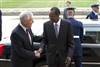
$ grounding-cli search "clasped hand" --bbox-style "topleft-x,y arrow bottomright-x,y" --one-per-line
34,50 -> 41,58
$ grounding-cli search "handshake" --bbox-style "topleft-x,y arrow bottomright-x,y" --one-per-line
34,48 -> 42,58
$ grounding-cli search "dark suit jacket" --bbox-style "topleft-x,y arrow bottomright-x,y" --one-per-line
67,18 -> 84,56
10,24 -> 42,67
40,19 -> 74,65
0,10 -> 2,41
86,11 -> 98,20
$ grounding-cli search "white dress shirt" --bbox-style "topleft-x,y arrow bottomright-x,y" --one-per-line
53,18 -> 61,34
20,23 -> 32,44
93,11 -> 98,16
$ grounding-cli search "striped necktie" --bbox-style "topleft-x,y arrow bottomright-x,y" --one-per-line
26,29 -> 31,44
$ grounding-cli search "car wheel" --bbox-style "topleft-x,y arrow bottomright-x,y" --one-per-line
35,61 -> 48,67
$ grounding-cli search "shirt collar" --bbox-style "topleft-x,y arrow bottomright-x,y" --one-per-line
19,23 -> 27,32
93,11 -> 98,15
54,18 -> 61,26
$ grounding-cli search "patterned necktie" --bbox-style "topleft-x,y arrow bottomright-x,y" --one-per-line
26,29 -> 31,44
54,23 -> 58,38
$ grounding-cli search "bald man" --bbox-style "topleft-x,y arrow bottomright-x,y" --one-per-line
66,9 -> 84,67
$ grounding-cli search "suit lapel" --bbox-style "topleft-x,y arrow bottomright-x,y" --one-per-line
49,21 -> 57,39
18,25 -> 32,47
28,28 -> 34,45
58,19 -> 65,39
27,29 -> 34,50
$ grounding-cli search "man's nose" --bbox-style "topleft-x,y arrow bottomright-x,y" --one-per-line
32,20 -> 34,23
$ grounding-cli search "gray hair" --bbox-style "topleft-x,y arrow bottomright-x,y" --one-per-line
19,11 -> 33,23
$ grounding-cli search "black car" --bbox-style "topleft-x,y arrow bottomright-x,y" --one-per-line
0,19 -> 100,67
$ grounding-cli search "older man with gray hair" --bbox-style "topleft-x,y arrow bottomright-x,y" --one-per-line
10,11 -> 42,67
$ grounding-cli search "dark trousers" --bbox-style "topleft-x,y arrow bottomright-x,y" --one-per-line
48,54 -> 66,67
68,56 -> 82,67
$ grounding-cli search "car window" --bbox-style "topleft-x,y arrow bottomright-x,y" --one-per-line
82,20 -> 100,44
83,31 -> 100,44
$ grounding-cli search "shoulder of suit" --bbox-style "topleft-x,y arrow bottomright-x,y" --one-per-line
75,19 -> 83,24
63,8 -> 67,10
75,19 -> 82,23
12,25 -> 21,33
11,26 -> 18,35
44,20 -> 50,24
76,21 -> 83,27
62,19 -> 71,24
88,11 -> 93,15
87,11 -> 91,15
44,20 -> 52,26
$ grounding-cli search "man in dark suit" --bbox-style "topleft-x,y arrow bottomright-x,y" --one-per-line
0,10 -> 2,41
66,7 -> 84,67
37,7 -> 74,67
63,1 -> 71,19
10,11 -> 42,67
86,3 -> 99,20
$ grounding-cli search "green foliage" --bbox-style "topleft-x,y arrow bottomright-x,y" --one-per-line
0,0 -> 99,8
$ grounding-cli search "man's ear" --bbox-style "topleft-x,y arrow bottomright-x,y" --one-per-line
23,20 -> 27,24
73,13 -> 75,16
73,11 -> 75,16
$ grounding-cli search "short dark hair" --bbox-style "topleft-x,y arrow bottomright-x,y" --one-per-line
50,7 -> 60,15
66,1 -> 71,4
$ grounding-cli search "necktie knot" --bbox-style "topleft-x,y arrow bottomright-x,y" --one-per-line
55,23 -> 58,26
26,29 -> 29,34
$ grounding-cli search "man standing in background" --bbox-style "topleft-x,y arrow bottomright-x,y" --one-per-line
63,1 -> 71,19
86,3 -> 99,20
66,7 -> 84,67
0,10 -> 2,41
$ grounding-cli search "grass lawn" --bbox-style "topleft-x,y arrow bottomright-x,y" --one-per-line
0,0 -> 99,8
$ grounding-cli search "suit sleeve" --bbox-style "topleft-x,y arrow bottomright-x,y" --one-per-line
86,14 -> 90,19
10,32 -> 35,59
80,22 -> 84,43
63,8 -> 67,19
33,35 -> 42,42
29,28 -> 42,42
39,23 -> 48,50
67,22 -> 74,58
86,15 -> 88,19
0,10 -> 2,41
